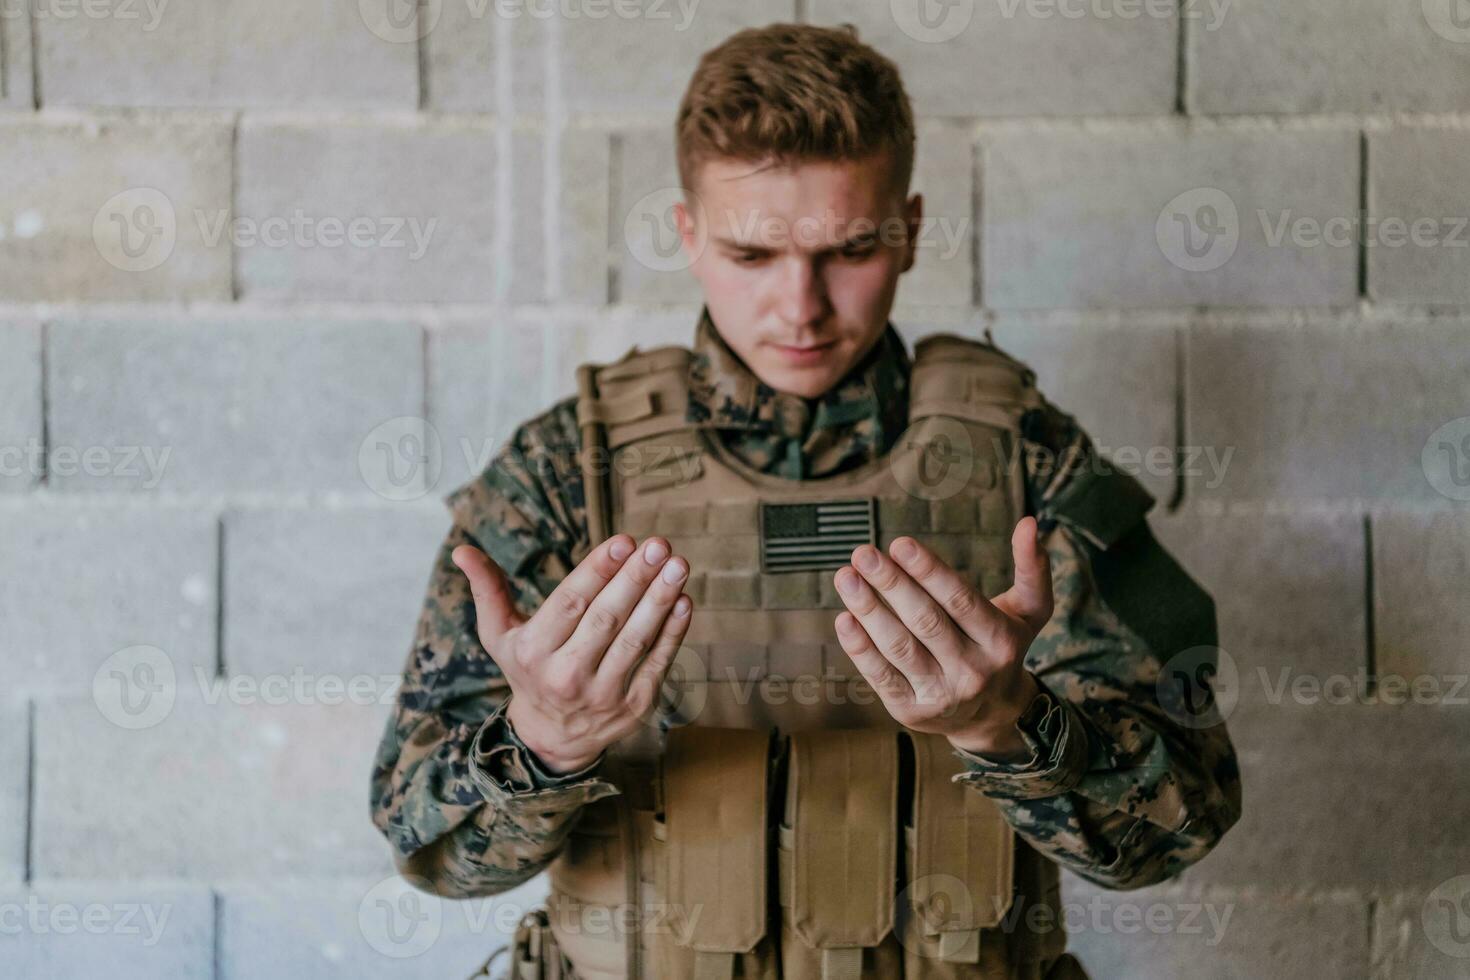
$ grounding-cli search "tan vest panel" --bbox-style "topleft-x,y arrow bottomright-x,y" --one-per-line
546,334 -> 1068,979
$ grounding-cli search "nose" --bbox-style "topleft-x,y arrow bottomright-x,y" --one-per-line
773,255 -> 829,331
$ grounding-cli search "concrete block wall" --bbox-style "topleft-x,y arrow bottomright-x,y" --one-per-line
1,2 -> 1467,977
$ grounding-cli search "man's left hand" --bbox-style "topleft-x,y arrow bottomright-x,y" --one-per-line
832,516 -> 1054,760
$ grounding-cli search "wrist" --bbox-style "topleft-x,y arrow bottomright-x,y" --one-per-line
946,670 -> 1043,760
505,698 -> 602,775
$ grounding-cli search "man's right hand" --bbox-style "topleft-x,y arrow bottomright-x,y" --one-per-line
450,534 -> 693,774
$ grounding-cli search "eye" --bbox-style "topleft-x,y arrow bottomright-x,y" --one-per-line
734,251 -> 765,265
839,241 -> 877,260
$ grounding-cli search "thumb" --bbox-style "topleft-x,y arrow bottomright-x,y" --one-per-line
451,544 -> 522,642
994,516 -> 1053,634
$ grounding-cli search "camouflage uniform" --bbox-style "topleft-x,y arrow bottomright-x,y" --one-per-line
369,306 -> 1242,901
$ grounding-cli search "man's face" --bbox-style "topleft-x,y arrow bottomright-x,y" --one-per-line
675,150 -> 922,399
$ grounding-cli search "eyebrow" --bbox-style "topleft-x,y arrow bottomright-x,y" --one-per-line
709,229 -> 881,256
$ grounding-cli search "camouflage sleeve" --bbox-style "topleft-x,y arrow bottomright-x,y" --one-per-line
369,398 -> 620,898
951,397 -> 1243,890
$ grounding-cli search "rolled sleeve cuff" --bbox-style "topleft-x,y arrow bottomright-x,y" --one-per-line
467,699 -> 621,813
951,681 -> 1089,800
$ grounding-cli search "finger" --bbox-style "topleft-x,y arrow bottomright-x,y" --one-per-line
562,537 -> 674,669
992,516 -> 1054,634
624,594 -> 694,716
519,533 -> 638,655
833,564 -> 940,688
833,610 -> 915,712
451,544 -> 521,643
884,535 -> 1013,652
850,542 -> 970,675
593,553 -> 689,689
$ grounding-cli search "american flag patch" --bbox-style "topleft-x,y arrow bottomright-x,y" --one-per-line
759,498 -> 877,572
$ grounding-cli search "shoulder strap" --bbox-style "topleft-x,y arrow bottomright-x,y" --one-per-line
574,343 -> 695,544
908,332 -> 1043,431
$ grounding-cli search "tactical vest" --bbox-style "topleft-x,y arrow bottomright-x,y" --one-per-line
544,333 -> 1074,980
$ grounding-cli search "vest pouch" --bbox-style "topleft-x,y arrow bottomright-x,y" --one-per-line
900,733 -> 1016,979
652,726 -> 777,980
779,729 -> 903,980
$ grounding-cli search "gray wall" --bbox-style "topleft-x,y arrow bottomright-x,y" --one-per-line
2,0 -> 1468,977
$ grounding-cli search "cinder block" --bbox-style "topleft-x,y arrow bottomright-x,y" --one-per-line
1191,0 -> 1470,114
988,320 -> 1178,503
48,318 -> 424,493
1373,890 -> 1470,979
0,704 -> 25,883
808,0 -> 1175,117
614,129 -> 701,306
1182,703 -> 1470,892
429,318 -> 500,496
0,320 -> 42,492
506,127 -> 611,306
0,884 -> 212,979
1062,874 -> 1369,980
0,117 -> 231,301
982,128 -> 1359,309
36,0 -> 415,107
237,121 -> 497,302
34,694 -> 395,879
1,0 -> 34,109
1152,508 -> 1367,718
1186,318 -> 1470,504
1375,512 -> 1470,682
0,503 -> 216,697
220,875 -> 550,979
224,506 -> 450,679
1368,127 -> 1470,305
425,0 -> 543,111
898,124 -> 974,308
558,0 -> 794,115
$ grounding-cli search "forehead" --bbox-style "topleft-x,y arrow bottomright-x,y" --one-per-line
691,152 -> 903,244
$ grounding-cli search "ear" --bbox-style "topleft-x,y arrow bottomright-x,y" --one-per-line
900,191 -> 923,274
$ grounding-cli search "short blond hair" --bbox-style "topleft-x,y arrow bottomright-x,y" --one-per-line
675,22 -> 916,199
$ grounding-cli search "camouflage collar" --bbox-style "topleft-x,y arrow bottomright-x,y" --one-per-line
684,305 -> 912,447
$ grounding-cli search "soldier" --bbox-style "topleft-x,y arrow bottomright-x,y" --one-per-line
369,22 -> 1241,980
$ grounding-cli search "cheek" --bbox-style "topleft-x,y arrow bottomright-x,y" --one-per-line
825,255 -> 902,311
